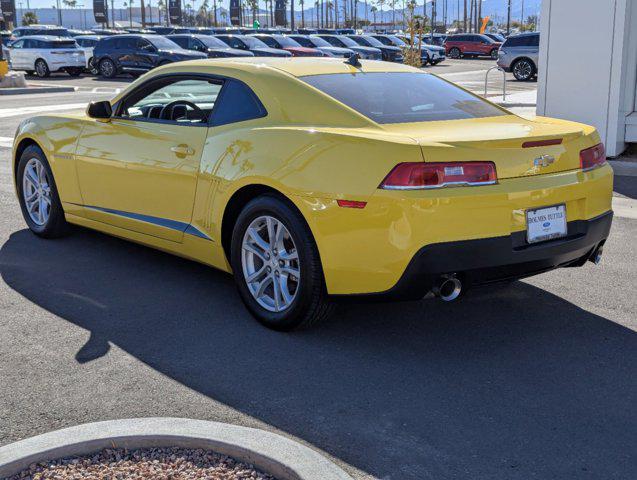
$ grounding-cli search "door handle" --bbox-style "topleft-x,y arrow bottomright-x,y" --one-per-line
171,145 -> 195,156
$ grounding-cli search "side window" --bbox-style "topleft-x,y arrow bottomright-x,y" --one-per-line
23,39 -> 35,49
190,39 -> 206,51
220,36 -> 242,49
259,36 -> 278,48
11,40 -> 24,48
212,80 -> 267,126
76,39 -> 86,47
170,37 -> 188,49
119,78 -> 223,124
138,39 -> 155,51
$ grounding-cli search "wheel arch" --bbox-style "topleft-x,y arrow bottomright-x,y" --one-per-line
512,56 -> 537,72
13,137 -> 45,185
220,183 -> 318,265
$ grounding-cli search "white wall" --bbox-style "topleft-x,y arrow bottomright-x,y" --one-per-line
537,0 -> 636,157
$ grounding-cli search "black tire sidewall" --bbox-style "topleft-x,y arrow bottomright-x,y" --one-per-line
513,59 -> 534,81
100,58 -> 116,78
16,145 -> 67,237
35,59 -> 49,77
230,195 -> 324,331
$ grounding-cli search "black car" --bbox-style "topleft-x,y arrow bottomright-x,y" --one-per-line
315,34 -> 382,60
93,34 -> 207,78
346,34 -> 403,62
213,34 -> 292,57
289,34 -> 354,58
167,34 -> 254,58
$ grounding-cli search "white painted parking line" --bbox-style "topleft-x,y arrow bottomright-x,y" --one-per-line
0,137 -> 13,148
0,102 -> 88,118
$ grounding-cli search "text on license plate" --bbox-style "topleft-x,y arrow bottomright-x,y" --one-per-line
526,205 -> 567,243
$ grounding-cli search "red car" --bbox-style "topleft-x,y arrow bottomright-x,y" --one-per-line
445,34 -> 502,59
250,34 -> 324,57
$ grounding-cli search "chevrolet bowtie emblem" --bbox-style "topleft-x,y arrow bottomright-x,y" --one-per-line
534,154 -> 555,167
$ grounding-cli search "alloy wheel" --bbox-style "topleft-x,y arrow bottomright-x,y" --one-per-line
450,48 -> 460,59
100,59 -> 114,77
513,60 -> 533,80
241,215 -> 300,313
22,157 -> 52,226
35,60 -> 48,77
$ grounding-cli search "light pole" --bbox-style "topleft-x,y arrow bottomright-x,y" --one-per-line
506,0 -> 511,35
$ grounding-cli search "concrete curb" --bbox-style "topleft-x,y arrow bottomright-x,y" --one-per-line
0,86 -> 77,95
494,101 -> 537,108
0,418 -> 352,480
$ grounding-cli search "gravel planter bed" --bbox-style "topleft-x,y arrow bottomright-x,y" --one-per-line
5,447 -> 275,480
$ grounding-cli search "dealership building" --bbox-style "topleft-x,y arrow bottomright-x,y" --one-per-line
537,0 -> 636,157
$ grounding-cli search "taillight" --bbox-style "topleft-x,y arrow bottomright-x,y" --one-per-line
379,162 -> 497,190
580,143 -> 606,171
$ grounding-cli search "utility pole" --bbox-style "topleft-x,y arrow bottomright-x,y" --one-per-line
521,0 -> 524,30
506,0 -> 511,34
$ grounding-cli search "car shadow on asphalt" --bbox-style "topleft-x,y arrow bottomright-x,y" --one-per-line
1,228 -> 636,480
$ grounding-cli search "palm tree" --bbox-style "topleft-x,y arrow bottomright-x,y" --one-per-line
299,0 -> 305,27
370,4 -> 376,24
21,11 -> 39,25
390,0 -> 396,28
220,9 -> 228,24
128,0 -> 134,27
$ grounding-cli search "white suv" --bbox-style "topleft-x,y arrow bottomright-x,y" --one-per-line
7,35 -> 85,77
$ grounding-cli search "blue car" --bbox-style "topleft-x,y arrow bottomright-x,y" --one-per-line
93,34 -> 207,78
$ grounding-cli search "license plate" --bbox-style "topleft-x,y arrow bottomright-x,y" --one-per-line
526,205 -> 567,243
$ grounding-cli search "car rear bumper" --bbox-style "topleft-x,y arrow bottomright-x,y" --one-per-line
352,210 -> 612,301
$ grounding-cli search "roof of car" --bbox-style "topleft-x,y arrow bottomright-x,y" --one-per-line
156,56 -> 419,78
15,35 -> 75,41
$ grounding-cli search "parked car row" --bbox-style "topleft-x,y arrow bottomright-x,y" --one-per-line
4,29 -> 447,79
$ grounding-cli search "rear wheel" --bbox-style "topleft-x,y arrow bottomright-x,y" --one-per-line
449,47 -> 461,59
88,57 -> 99,75
490,48 -> 499,60
34,59 -> 50,78
16,145 -> 70,238
99,58 -> 117,78
230,194 -> 333,331
512,58 -> 536,81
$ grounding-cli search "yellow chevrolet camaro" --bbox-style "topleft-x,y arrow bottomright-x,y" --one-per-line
12,57 -> 613,330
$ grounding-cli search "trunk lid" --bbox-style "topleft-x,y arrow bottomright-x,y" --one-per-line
381,115 -> 587,179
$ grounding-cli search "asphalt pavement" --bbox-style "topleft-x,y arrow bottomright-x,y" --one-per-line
0,62 -> 635,480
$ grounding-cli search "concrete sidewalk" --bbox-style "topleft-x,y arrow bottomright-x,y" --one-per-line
491,89 -> 537,107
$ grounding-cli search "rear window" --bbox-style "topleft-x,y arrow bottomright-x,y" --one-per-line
504,34 -> 539,48
301,72 -> 507,124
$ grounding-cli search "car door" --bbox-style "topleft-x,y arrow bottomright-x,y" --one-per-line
136,38 -> 158,70
74,75 -> 222,242
7,39 -> 25,68
115,37 -> 137,69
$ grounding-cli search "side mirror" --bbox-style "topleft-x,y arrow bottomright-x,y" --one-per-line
86,100 -> 112,120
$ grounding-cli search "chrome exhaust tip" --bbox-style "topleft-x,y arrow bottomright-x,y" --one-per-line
434,274 -> 462,302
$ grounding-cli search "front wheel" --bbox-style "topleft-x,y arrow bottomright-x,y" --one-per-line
16,145 -> 70,238
230,194 -> 333,331
34,59 -> 50,78
449,47 -> 461,59
99,58 -> 117,78
88,57 -> 99,75
490,49 -> 499,60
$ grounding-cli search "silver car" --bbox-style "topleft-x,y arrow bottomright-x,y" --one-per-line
497,32 -> 539,81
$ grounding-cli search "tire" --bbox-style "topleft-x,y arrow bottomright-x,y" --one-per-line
512,58 -> 536,81
34,59 -> 50,78
490,48 -> 499,60
88,57 -> 99,75
449,47 -> 461,59
16,145 -> 70,238
99,57 -> 117,78
230,194 -> 333,331
66,67 -> 82,77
